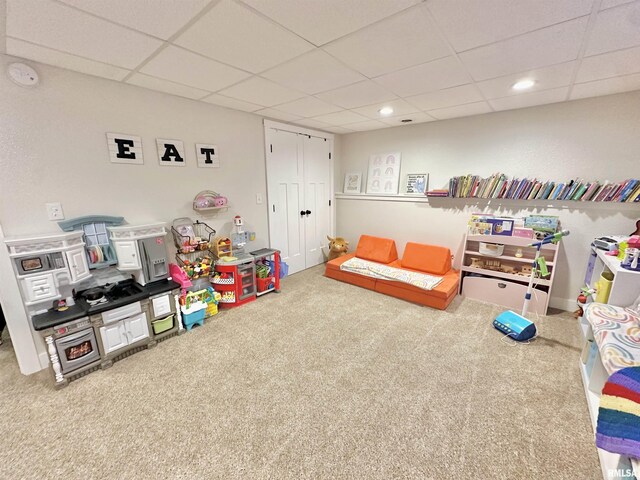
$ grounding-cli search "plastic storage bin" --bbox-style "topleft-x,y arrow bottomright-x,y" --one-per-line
152,314 -> 175,335
181,302 -> 207,330
257,276 -> 275,292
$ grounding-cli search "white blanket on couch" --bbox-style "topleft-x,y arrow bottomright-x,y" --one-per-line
339,257 -> 444,291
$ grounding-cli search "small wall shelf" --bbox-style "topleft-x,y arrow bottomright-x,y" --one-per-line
335,193 -> 429,203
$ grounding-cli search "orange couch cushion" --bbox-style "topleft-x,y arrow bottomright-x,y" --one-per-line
355,235 -> 398,264
400,242 -> 452,275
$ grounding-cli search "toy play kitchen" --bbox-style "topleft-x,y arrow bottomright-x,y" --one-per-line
212,248 -> 281,308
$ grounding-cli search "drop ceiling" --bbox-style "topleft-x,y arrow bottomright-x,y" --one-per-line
3,0 -> 640,133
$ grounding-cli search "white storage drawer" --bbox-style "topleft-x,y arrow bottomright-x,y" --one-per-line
462,276 -> 548,315
101,301 -> 142,325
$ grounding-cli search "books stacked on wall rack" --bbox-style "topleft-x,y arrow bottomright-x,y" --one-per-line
468,213 -> 559,239
426,189 -> 449,197
448,173 -> 640,202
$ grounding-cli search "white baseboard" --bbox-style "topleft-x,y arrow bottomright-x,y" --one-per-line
550,297 -> 575,312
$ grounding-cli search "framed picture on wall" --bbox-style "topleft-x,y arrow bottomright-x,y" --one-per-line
366,152 -> 401,194
343,172 -> 362,194
404,173 -> 429,195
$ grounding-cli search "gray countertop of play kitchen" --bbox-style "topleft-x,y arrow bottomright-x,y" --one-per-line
145,279 -> 181,296
32,304 -> 87,331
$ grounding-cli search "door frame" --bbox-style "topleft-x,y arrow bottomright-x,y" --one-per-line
263,120 -> 335,268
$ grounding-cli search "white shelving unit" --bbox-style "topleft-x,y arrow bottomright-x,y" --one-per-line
459,234 -> 559,315
578,318 -> 639,480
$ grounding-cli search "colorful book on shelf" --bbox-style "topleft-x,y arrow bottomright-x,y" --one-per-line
594,183 -> 612,202
572,183 -> 589,201
541,182 -> 555,199
627,183 -> 640,202
426,189 -> 450,197
581,182 -> 600,201
550,183 -> 564,200
617,179 -> 639,202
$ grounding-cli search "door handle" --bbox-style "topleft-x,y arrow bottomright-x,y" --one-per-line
300,210 -> 306,217
305,210 -> 311,216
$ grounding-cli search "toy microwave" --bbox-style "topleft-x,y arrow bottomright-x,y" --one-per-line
593,237 -> 619,251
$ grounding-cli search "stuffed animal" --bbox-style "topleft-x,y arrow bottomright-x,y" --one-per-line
327,235 -> 349,261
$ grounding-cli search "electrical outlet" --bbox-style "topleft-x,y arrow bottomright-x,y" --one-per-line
256,193 -> 263,205
46,202 -> 64,220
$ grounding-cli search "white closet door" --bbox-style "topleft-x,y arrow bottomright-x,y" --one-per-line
303,135 -> 331,268
266,129 -> 306,275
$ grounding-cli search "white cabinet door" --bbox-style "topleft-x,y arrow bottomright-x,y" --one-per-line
22,273 -> 57,303
66,247 -> 91,283
114,240 -> 141,270
100,322 -> 128,354
266,129 -> 306,275
303,135 -> 331,269
124,312 -> 149,344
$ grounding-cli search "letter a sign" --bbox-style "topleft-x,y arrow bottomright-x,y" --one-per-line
156,138 -> 186,167
107,133 -> 144,164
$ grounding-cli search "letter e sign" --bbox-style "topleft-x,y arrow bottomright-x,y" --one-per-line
107,133 -> 144,165
196,143 -> 219,168
156,138 -> 186,167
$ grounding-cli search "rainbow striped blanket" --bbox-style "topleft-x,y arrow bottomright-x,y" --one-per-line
597,367 -> 640,459
339,257 -> 443,291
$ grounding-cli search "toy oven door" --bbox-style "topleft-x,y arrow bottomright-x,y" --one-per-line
55,328 -> 100,373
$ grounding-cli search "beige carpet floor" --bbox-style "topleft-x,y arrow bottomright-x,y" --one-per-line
0,265 -> 600,479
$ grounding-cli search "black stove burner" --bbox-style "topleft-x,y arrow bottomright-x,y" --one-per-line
75,279 -> 146,314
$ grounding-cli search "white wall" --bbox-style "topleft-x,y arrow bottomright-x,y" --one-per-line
0,54 -> 270,373
335,91 -> 640,310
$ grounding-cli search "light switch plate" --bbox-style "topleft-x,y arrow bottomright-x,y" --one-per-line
46,202 -> 64,220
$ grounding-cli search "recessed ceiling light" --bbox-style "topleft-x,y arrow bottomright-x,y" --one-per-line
378,106 -> 394,116
512,79 -> 535,91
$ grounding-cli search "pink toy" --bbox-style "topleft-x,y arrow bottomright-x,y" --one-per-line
214,196 -> 228,207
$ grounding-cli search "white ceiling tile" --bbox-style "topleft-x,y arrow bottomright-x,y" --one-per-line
323,4 -> 450,77
405,84 -> 483,111
379,112 -> 436,126
459,17 -> 589,81
316,80 -> 397,109
488,87 -> 569,111
586,2 -> 640,56
577,45 -> 640,83
174,0 -> 314,73
200,94 -> 264,112
375,56 -> 471,97
293,118 -> 333,130
352,99 -> 419,119
5,37 -> 130,81
427,101 -> 493,120
571,73 -> 640,99
428,0 -> 594,52
254,108 -> 304,122
476,62 -> 576,99
323,126 -> 356,134
126,73 -> 210,99
140,46 -> 250,92
57,0 -> 210,40
217,76 -> 305,107
239,0 -> 422,46
6,0 -> 163,69
600,0 -> 635,9
342,120 -> 390,131
311,110 -> 370,126
261,50 -> 366,94
274,96 -> 342,117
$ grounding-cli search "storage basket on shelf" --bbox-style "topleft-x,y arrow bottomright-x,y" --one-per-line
479,242 -> 504,257
152,315 -> 175,335
257,276 -> 276,293
171,218 -> 216,254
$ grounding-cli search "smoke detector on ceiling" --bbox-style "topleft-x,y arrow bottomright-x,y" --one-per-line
7,62 -> 39,87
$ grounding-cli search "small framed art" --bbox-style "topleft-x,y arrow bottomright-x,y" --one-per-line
404,173 -> 429,195
344,172 -> 362,194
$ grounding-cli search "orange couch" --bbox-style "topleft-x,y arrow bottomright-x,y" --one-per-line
325,235 -> 459,310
